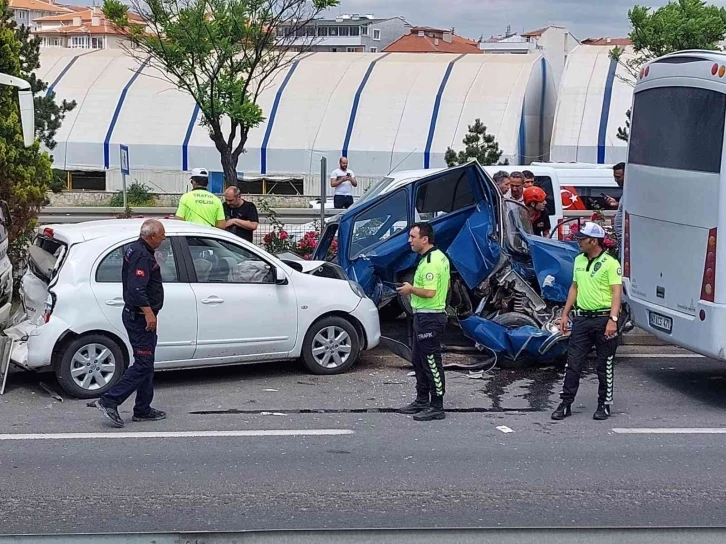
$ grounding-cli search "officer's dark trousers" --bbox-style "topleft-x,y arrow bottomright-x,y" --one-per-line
561,316 -> 618,405
101,309 -> 157,417
412,313 -> 447,406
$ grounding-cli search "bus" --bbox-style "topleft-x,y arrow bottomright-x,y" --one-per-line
623,50 -> 726,359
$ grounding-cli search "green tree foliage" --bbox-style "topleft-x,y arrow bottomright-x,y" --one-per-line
0,0 -> 56,268
612,0 -> 726,141
103,0 -> 339,186
444,119 -> 508,167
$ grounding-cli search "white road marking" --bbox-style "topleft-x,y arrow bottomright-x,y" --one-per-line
613,428 -> 726,434
620,353 -> 705,358
0,429 -> 355,441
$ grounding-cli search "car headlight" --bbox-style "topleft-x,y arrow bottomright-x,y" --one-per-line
348,280 -> 366,299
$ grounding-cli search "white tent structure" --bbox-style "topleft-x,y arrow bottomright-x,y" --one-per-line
550,45 -> 635,164
38,49 -> 556,194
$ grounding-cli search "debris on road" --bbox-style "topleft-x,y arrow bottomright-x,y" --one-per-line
496,425 -> 514,433
39,382 -> 63,402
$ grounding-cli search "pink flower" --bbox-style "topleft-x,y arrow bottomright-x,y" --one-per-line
279,230 -> 289,240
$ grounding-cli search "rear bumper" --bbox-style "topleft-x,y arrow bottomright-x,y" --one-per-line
626,290 -> 726,359
351,298 -> 381,350
4,316 -> 70,369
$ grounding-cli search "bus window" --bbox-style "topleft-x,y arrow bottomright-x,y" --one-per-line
629,86 -> 726,173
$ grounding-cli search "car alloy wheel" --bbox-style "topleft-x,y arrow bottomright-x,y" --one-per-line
311,325 -> 352,369
69,342 -> 118,391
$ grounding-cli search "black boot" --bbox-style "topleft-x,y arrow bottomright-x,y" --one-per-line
593,403 -> 610,420
414,396 -> 445,421
551,402 -> 572,421
397,397 -> 429,415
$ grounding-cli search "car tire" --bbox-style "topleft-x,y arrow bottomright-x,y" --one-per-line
55,334 -> 126,399
302,316 -> 361,375
492,312 -> 540,370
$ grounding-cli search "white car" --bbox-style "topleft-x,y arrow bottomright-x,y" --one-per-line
4,219 -> 380,399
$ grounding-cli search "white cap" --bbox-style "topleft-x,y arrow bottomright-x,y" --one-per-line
190,167 -> 209,179
573,221 -> 606,239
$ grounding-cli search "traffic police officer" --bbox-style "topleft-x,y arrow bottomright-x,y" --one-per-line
397,222 -> 451,421
95,219 -> 167,428
175,167 -> 227,229
552,222 -> 623,421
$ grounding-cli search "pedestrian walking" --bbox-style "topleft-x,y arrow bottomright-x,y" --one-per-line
552,221 -> 623,422
396,222 -> 451,421
223,186 -> 259,243
330,157 -> 357,209
95,219 -> 167,428
175,168 -> 227,228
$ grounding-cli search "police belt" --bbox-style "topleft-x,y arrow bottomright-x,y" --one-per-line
412,308 -> 446,315
573,308 -> 611,318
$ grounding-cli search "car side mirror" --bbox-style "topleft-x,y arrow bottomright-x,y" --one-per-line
275,267 -> 288,285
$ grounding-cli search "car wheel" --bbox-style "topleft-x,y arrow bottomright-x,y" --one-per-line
55,334 -> 126,399
302,316 -> 361,375
492,312 -> 540,370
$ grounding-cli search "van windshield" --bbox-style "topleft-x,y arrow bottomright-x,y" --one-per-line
349,176 -> 395,210
28,234 -> 67,283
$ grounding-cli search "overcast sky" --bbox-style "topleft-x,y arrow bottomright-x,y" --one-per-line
327,0 -> 726,41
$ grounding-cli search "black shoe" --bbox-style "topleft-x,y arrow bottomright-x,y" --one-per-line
133,408 -> 167,422
413,406 -> 445,421
397,399 -> 429,415
593,404 -> 610,421
551,402 -> 572,421
95,400 -> 124,428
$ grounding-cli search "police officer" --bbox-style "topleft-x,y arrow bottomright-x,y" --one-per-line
396,222 -> 451,422
552,222 -> 623,421
175,167 -> 227,228
95,219 -> 167,428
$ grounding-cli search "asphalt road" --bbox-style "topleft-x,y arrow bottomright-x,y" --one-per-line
2,343 -> 726,534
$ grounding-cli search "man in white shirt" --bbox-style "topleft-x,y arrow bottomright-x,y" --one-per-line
505,171 -> 525,203
330,157 -> 357,209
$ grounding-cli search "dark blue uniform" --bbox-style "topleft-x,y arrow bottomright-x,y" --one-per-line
100,238 -> 163,418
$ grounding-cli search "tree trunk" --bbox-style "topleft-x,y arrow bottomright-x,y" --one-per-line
220,149 -> 238,188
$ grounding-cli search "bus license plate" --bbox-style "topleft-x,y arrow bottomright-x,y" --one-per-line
649,311 -> 673,334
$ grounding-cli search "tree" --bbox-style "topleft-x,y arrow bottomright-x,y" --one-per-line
103,0 -> 338,186
611,0 -> 726,140
444,119 -> 508,167
0,0 -> 59,269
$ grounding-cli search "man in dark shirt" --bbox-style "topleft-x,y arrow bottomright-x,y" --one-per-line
223,186 -> 259,243
524,186 -> 551,237
95,219 -> 167,428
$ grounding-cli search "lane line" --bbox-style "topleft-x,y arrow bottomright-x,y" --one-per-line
613,428 -> 726,434
0,429 -> 354,441
619,353 -> 705,358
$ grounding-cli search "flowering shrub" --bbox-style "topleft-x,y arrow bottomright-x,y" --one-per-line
561,213 -> 618,258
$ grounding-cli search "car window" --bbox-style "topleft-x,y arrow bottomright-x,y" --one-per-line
350,190 -> 409,260
186,236 -> 274,284
414,170 -> 475,221
95,239 -> 178,283
534,176 -> 556,216
504,201 -> 533,257
351,176 -> 396,209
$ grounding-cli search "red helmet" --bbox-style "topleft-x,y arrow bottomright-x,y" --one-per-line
523,186 -> 547,206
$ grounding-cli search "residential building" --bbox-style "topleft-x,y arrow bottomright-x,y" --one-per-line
480,25 -> 579,89
581,37 -> 633,46
383,26 -> 481,54
275,14 -> 410,53
33,6 -> 145,49
9,0 -> 72,30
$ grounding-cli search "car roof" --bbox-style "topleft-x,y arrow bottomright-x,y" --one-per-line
386,168 -> 446,181
42,219 -> 223,245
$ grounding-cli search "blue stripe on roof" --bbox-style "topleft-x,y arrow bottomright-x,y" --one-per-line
103,57 -> 150,170
518,101 -> 526,165
424,54 -> 466,169
597,57 -> 618,164
182,104 -> 200,171
539,57 -> 547,161
342,53 -> 390,158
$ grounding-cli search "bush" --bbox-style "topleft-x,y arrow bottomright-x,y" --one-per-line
48,170 -> 67,193
108,182 -> 155,207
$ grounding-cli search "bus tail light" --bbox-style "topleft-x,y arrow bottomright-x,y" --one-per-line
623,212 -> 630,278
700,228 -> 718,303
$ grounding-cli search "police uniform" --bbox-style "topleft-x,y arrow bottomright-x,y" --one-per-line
410,247 -> 450,415
176,187 -> 225,227
99,238 -> 164,419
558,247 -> 622,417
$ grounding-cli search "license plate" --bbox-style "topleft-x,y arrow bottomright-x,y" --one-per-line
649,311 -> 673,334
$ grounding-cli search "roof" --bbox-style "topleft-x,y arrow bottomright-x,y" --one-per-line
34,7 -> 144,23
521,25 -> 566,38
33,21 -> 121,35
8,0 -> 72,12
383,32 -> 481,54
282,15 -> 405,26
581,37 -> 633,46
48,218 -> 226,244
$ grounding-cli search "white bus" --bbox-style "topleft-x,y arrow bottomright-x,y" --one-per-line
623,50 -> 726,359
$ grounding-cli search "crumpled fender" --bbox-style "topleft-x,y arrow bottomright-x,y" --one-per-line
524,234 -> 580,303
460,315 -> 568,362
445,205 -> 501,290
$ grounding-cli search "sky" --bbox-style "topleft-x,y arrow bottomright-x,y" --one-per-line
326,0 -> 726,42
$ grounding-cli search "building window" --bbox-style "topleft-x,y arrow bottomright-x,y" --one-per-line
339,26 -> 349,36
329,26 -> 338,36
372,28 -> 381,40
70,36 -> 89,48
361,25 -> 368,36
276,27 -> 285,37
370,47 -> 378,53
317,26 -> 328,36
349,26 -> 359,36
91,37 -> 104,49
347,47 -> 363,52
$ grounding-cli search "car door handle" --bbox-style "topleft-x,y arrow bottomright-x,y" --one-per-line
105,298 -> 125,307
201,296 -> 224,304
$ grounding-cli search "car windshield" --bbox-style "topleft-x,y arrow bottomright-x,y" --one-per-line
350,189 -> 409,259
349,175 -> 396,210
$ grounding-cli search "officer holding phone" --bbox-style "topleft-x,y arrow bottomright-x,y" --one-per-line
330,157 -> 357,209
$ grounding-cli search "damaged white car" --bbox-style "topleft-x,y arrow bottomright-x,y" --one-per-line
4,219 -> 380,398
